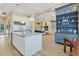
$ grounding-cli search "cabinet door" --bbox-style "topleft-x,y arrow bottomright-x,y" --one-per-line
56,10 -> 60,15
72,6 -> 77,12
55,37 -> 64,43
58,8 -> 64,15
12,34 -> 25,55
55,33 -> 64,43
25,35 -> 42,56
66,5 -> 73,13
66,5 -> 77,14
61,7 -> 66,15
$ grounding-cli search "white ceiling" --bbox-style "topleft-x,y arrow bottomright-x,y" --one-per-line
0,3 -> 68,21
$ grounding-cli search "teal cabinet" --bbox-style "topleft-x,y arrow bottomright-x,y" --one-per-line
55,33 -> 79,43
55,4 -> 79,44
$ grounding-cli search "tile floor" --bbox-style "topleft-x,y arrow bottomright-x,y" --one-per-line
0,34 -> 70,56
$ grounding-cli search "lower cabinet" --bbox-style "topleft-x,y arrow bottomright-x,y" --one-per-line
12,34 -> 42,56
24,35 -> 42,56
55,33 -> 79,44
55,37 -> 64,43
12,34 -> 25,55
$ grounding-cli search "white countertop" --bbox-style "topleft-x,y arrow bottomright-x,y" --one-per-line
12,32 -> 42,56
13,32 -> 43,37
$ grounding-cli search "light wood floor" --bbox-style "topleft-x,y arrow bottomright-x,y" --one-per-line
0,34 -> 70,56
0,35 -> 21,56
33,34 -> 70,56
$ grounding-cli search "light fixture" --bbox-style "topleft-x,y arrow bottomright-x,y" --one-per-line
36,7 -> 40,10
16,3 -> 20,6
21,21 -> 25,24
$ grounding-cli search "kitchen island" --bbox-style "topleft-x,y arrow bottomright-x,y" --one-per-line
12,32 -> 43,56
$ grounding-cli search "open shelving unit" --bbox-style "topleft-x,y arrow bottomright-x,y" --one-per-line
55,4 -> 79,44
56,10 -> 78,34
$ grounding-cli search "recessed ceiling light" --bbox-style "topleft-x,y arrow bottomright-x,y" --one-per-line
36,7 -> 40,10
21,21 -> 25,24
16,3 -> 20,6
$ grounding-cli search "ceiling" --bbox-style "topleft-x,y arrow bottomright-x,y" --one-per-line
0,3 -> 68,21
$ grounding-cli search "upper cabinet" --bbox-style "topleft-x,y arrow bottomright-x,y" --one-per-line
66,4 -> 77,14
56,7 -> 66,15
56,4 -> 78,16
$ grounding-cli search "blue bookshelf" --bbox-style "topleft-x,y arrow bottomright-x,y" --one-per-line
55,4 -> 79,44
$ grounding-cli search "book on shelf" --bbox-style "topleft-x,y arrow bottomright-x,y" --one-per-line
62,19 -> 68,22
58,29 -> 60,32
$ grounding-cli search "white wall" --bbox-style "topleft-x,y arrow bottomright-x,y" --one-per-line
11,12 -> 33,33
35,11 -> 56,34
30,16 -> 35,32
11,12 -> 37,33
35,11 -> 56,22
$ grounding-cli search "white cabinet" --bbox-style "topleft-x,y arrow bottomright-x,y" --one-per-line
25,35 -> 42,56
12,33 -> 42,56
12,34 -> 25,55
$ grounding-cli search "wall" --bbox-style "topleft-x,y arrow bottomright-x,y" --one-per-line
11,12 -> 33,33
36,12 -> 56,22
29,16 -> 35,33
35,11 -> 56,34
43,21 -> 56,34
6,12 -> 36,44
